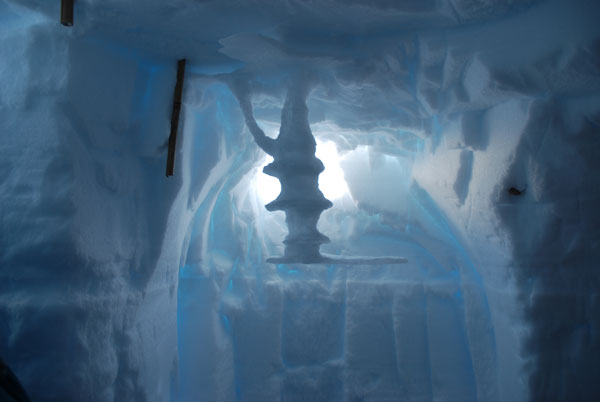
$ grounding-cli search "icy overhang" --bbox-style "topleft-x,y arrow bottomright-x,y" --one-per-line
6,1 -> 598,150
5,0 -> 542,63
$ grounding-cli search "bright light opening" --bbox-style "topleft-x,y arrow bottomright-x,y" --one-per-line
255,155 -> 280,203
316,140 -> 349,200
254,141 -> 349,203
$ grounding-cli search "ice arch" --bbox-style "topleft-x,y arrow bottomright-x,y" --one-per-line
176,79 -> 498,402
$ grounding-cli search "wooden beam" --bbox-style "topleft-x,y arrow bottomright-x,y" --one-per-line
61,0 -> 74,26
0,357 -> 31,402
166,59 -> 186,177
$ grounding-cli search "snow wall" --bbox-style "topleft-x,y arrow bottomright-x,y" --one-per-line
0,1 -> 599,401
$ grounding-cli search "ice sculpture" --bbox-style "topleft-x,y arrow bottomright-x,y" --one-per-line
237,79 -> 332,263
236,78 -> 407,265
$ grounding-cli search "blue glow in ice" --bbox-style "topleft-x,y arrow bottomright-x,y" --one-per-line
3,1 -> 599,401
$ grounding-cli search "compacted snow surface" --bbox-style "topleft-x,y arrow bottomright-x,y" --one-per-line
1,0 -> 599,401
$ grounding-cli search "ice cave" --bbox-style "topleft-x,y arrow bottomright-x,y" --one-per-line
1,1 -> 599,401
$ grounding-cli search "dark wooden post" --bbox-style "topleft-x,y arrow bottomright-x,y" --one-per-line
166,59 -> 186,177
61,0 -> 74,26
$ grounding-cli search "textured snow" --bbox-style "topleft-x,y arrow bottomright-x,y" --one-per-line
1,0 -> 599,401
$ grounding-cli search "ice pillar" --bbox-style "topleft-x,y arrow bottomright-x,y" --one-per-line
237,79 -> 332,263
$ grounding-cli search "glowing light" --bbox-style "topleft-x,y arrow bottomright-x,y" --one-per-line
255,156 -> 281,203
253,141 -> 349,203
316,140 -> 349,200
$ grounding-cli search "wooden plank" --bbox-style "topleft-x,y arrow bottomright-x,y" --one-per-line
166,59 -> 186,177
61,0 -> 74,26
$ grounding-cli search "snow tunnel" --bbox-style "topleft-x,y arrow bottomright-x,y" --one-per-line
1,1 -> 599,402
